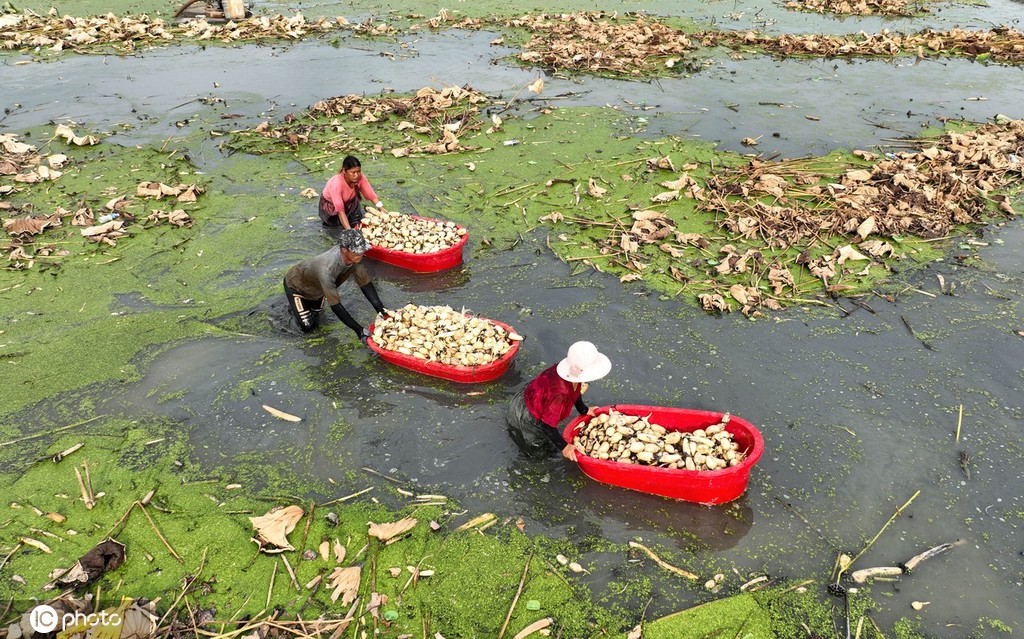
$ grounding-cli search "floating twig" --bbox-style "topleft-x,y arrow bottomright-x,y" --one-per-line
281,555 -> 300,592
513,617 -> 553,639
0,415 -> 105,449
266,561 -> 278,610
839,490 -> 921,581
455,513 -> 496,532
954,404 -> 963,443
104,497 -> 184,564
321,487 -> 372,506
298,501 -> 315,554
261,404 -> 302,422
139,503 -> 184,564
50,443 -> 84,463
497,549 -> 534,639
74,466 -> 95,510
899,315 -> 935,351
360,467 -> 403,485
851,540 -> 963,583
0,543 -> 23,571
157,547 -> 208,629
83,462 -> 95,504
628,541 -> 698,580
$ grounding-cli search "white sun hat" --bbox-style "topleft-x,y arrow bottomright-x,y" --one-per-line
556,341 -> 612,383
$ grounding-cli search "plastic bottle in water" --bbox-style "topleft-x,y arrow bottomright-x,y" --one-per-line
98,213 -> 119,224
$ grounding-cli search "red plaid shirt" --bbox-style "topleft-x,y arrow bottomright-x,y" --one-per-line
523,365 -> 583,427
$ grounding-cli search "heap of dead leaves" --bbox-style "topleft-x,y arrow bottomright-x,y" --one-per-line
704,119 -> 1022,244
544,120 -> 1021,315
3,178 -> 203,267
178,14 -> 354,42
0,9 -> 350,53
241,85 -> 489,157
0,125 -> 98,199
784,0 -> 927,17
689,118 -> 1023,310
704,26 -> 1024,64
508,12 -> 696,76
6,594 -> 157,639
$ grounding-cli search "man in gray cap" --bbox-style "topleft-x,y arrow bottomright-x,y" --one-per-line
283,228 -> 386,343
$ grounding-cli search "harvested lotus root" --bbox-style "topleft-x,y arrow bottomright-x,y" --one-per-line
573,410 -> 746,470
371,304 -> 522,367
361,207 -> 465,253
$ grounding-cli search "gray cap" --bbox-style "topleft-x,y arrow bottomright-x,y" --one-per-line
338,228 -> 369,255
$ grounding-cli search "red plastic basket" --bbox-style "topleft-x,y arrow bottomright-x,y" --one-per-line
563,405 -> 764,504
367,317 -> 520,383
363,216 -> 468,273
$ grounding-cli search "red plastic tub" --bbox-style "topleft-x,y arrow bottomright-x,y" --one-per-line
363,216 -> 468,273
563,405 -> 764,504
366,317 -> 520,383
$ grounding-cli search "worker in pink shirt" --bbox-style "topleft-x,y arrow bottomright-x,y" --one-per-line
318,155 -> 388,228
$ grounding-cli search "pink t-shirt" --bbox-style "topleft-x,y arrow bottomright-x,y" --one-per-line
322,172 -> 380,216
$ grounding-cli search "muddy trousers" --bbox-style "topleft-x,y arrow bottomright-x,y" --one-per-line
505,390 -> 561,459
318,195 -> 363,228
283,279 -> 361,336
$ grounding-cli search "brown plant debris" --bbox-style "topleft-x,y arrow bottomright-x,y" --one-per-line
236,85 -> 489,158
785,0 -> 928,17
136,181 -> 204,201
146,209 -> 192,227
509,12 -> 697,76
544,119 -> 1022,315
52,538 -> 126,588
368,517 -> 417,542
5,594 -> 156,639
327,565 -> 362,604
704,119 -> 1024,249
0,11 -> 351,53
80,219 -> 128,246
1,132 -> 70,186
54,124 -> 100,146
704,27 -> 1024,64
691,118 -> 1024,310
3,215 -> 62,238
250,505 -> 305,553
627,541 -> 698,579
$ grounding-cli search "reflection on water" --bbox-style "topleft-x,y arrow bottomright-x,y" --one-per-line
365,260 -> 471,295
576,481 -> 755,552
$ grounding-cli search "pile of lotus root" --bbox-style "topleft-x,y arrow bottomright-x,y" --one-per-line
573,410 -> 745,470
361,208 -> 465,253
370,304 -> 522,367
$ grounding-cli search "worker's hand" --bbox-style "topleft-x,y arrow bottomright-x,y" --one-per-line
586,406 -> 598,417
562,444 -> 578,462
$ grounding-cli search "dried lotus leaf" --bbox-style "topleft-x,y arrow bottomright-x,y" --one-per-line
368,517 -> 417,542
250,505 -> 304,552
328,566 -> 361,604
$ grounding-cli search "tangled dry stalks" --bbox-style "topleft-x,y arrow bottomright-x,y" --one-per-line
705,27 -> 1024,64
239,86 -> 490,158
785,0 -> 928,17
